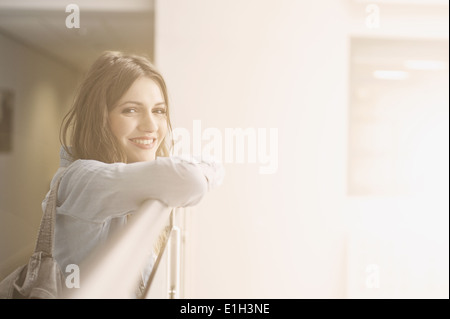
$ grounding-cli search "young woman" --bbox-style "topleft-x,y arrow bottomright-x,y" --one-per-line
42,51 -> 224,296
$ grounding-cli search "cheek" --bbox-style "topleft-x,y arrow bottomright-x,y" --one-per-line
109,116 -> 131,140
159,118 -> 169,137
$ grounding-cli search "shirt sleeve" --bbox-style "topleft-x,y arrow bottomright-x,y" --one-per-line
56,156 -> 225,222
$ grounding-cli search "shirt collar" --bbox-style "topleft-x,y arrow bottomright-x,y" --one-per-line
60,146 -> 74,167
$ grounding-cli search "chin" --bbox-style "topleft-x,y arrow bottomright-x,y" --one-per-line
127,154 -> 156,163
139,154 -> 156,162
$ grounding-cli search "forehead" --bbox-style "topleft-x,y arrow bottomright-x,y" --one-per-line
119,77 -> 164,102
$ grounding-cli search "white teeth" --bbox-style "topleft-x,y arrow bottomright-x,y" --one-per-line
131,139 -> 155,145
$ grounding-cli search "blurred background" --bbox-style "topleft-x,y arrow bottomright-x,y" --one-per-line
0,0 -> 448,298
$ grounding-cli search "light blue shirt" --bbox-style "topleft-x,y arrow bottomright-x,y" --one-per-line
42,147 -> 224,292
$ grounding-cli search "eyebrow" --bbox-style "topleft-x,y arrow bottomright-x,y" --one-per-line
118,101 -> 166,108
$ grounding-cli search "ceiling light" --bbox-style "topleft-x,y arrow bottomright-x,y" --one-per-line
373,70 -> 409,80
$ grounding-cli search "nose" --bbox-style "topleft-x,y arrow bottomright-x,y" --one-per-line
139,111 -> 158,133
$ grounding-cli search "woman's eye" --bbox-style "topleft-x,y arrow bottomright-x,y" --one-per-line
153,108 -> 167,115
122,108 -> 137,114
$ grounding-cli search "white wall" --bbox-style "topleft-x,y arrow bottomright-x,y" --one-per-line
155,0 -> 449,298
155,0 -> 350,298
0,32 -> 81,278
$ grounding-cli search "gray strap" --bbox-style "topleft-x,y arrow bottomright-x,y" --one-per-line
34,170 -> 66,256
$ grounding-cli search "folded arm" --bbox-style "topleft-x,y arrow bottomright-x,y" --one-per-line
56,156 -> 224,222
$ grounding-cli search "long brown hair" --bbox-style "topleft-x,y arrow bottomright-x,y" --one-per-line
60,51 -> 173,163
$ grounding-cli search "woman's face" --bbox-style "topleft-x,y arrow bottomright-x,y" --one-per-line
109,77 -> 168,163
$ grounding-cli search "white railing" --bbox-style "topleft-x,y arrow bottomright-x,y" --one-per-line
66,199 -> 185,299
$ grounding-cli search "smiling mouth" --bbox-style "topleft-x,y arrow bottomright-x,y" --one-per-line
129,138 -> 157,149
